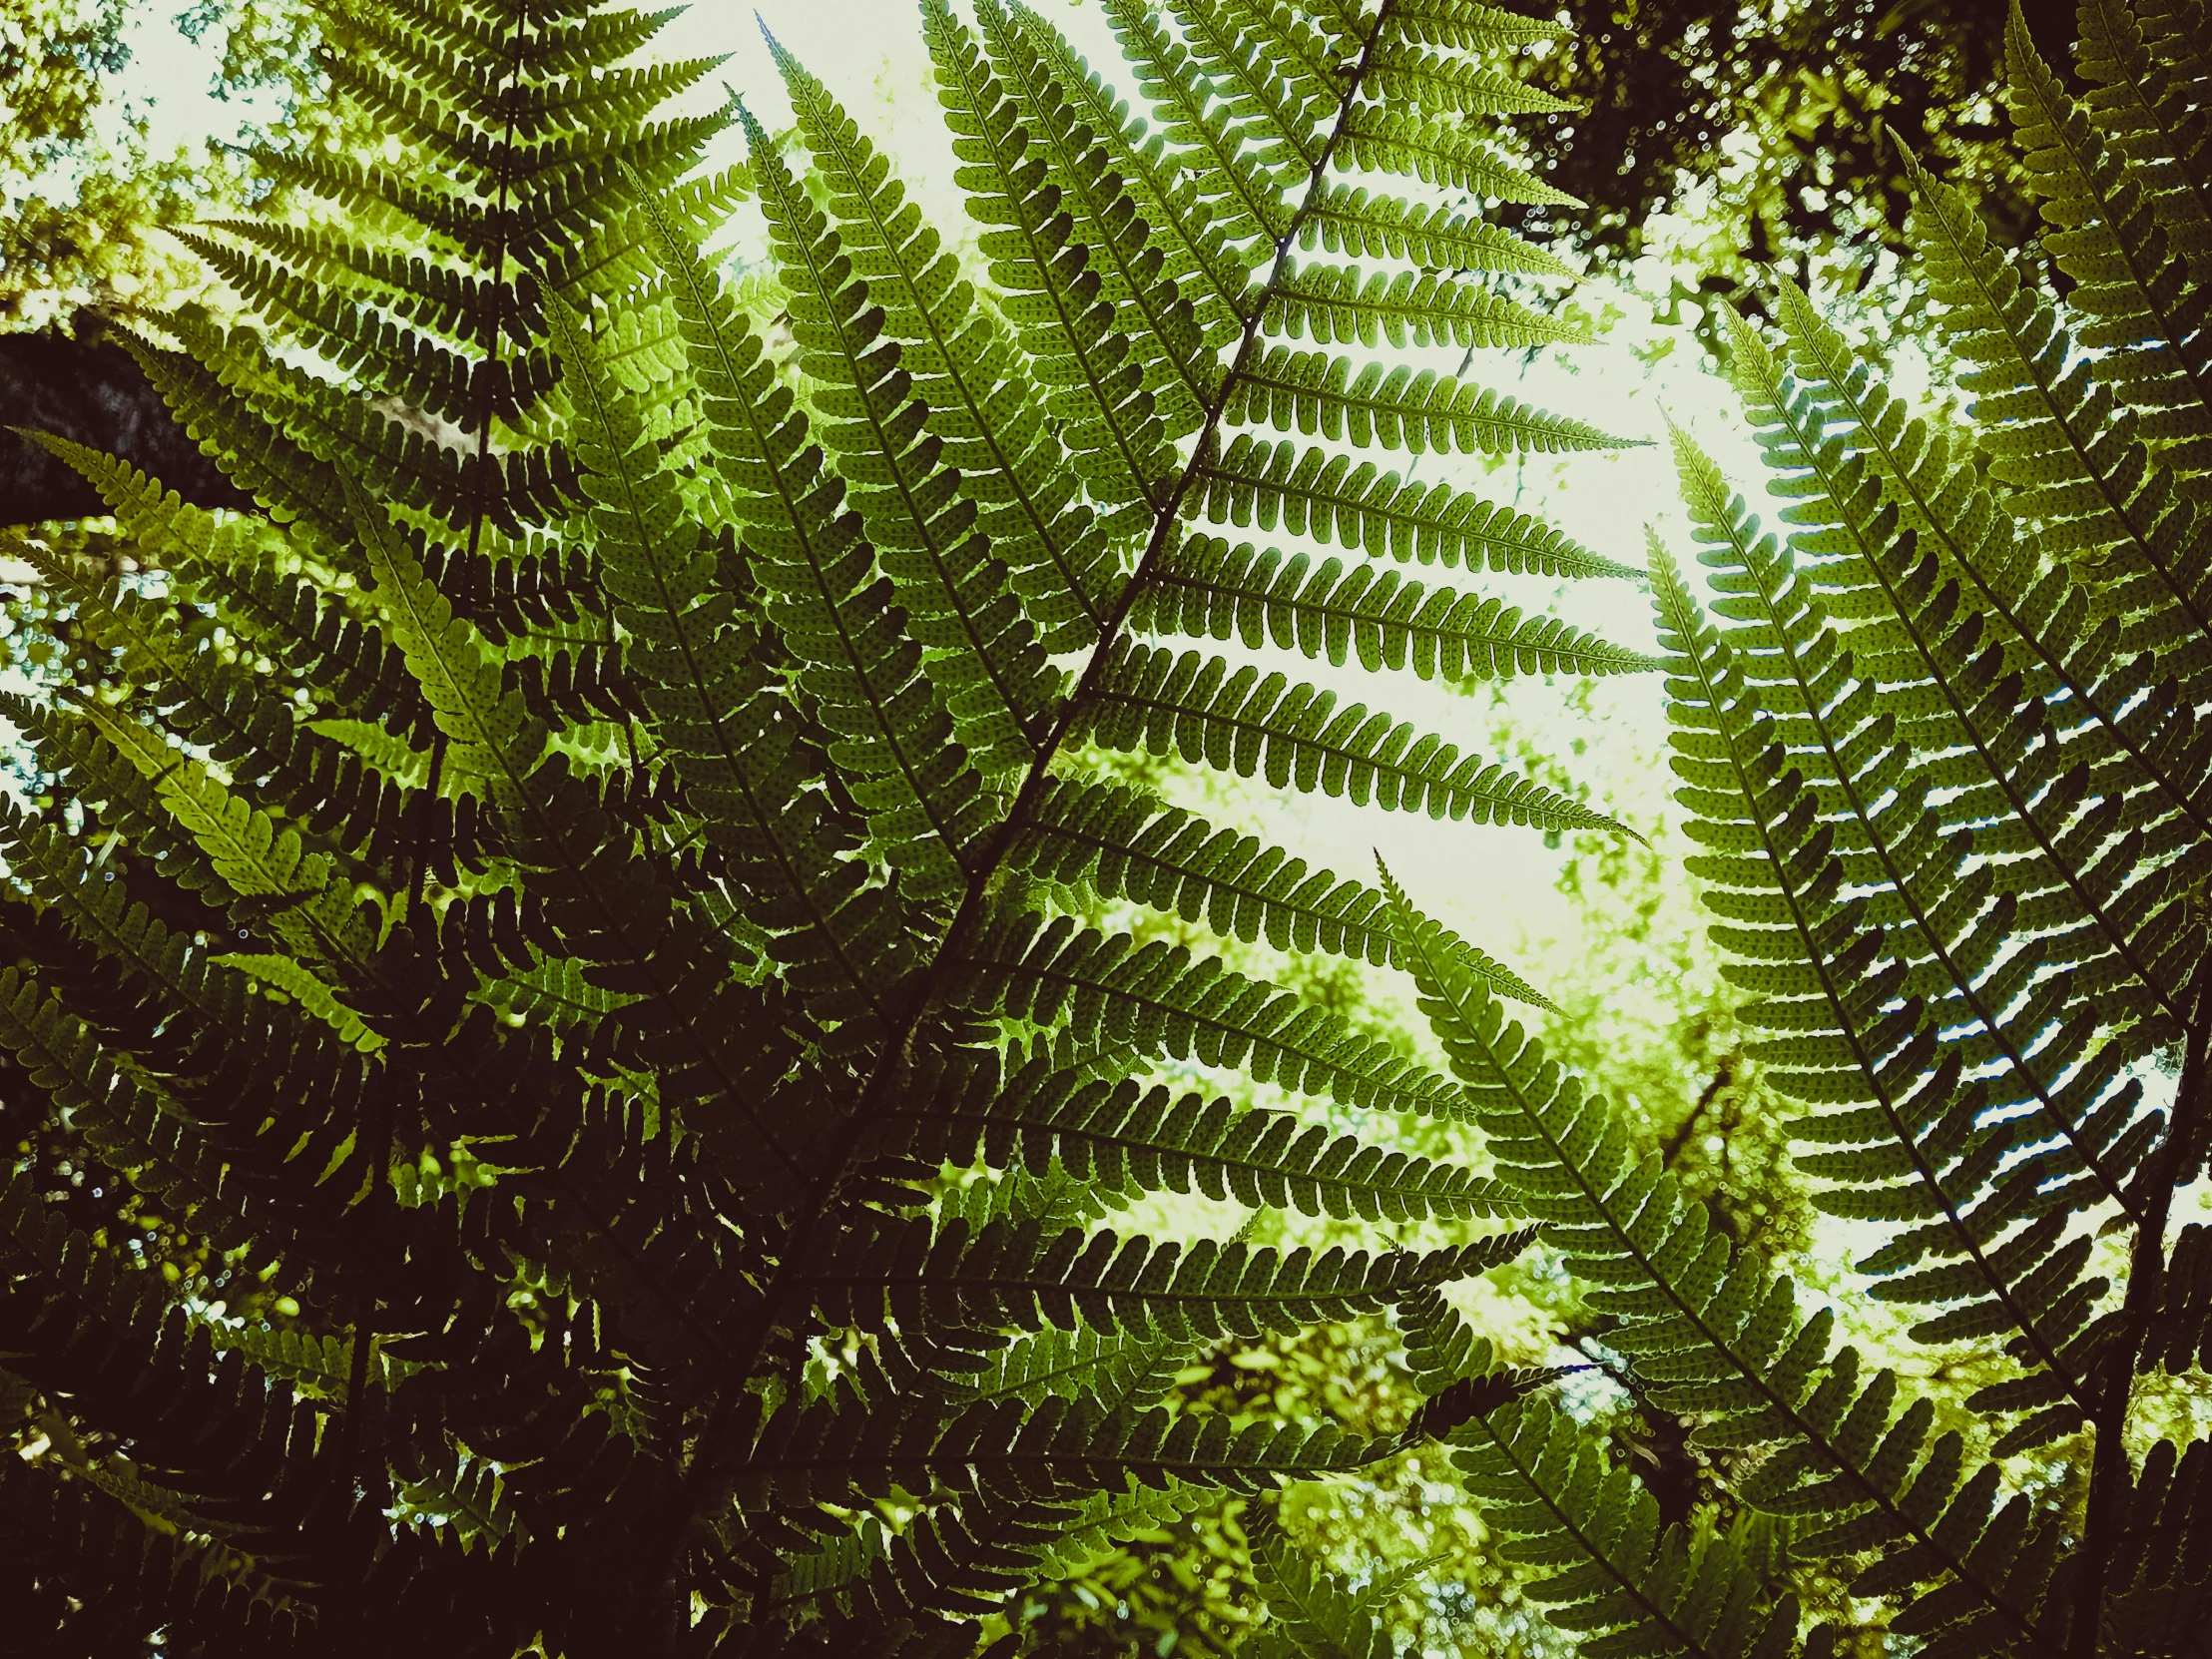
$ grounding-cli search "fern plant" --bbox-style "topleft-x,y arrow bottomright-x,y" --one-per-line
1306,1 -> 2212,1656
0,0 -> 1649,1652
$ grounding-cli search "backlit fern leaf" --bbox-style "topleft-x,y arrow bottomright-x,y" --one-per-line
1005,776 -> 1553,1002
872,1044 -> 1517,1220
1225,342 -> 1628,454
0,0 -> 1650,1647
952,903 -> 1469,1117
749,83 -> 1057,775
1903,146 -> 2212,648
982,0 -> 1216,432
1081,640 -> 1626,832
1383,870 -> 2062,1655
2007,2 -> 2212,462
1131,532 -> 1655,679
1191,431 -> 1635,576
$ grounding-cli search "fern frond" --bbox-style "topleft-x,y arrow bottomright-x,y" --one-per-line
0,802 -> 256,1037
951,1321 -> 1186,1412
1725,302 -> 2202,1033
747,91 -> 1056,775
1453,1395 -> 1802,1659
773,40 -> 1114,653
70,699 -> 378,978
1387,0 -> 1568,52
1166,0 -> 1332,172
1646,537 -> 2102,1440
1131,533 -> 1656,679
1009,0 -> 1260,335
208,1324 -> 415,1405
345,470 -> 549,806
1670,421 -> 2159,1229
1368,40 -> 1576,117
1248,1516 -> 1411,1659
546,286 -> 917,1029
952,905 -> 1468,1118
738,1391 -> 1398,1512
2077,0 -> 2212,295
802,1210 -> 1530,1344
1082,641 -> 1626,833
0,0 -> 1663,1643
1338,107 -> 1580,205
1033,1474 -> 1211,1574
980,0 -> 1215,432
1267,259 -> 1588,349
2006,3 -> 2212,456
1226,343 -> 1629,455
926,0 -> 1177,525
1191,432 -> 1635,577
1301,183 -> 1579,277
1903,146 -> 2212,652
1383,868 -> 2060,1651
391,1446 -> 529,1554
1100,0 -> 1295,250
1767,278 -> 2212,863
878,1046 -> 1516,1221
638,161 -> 994,907
0,973 -> 254,1256
1006,777 -> 1552,1004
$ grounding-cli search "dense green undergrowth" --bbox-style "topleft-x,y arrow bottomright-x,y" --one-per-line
1,0 -> 2209,1655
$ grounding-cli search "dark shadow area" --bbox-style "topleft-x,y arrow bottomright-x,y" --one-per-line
0,323 -> 257,525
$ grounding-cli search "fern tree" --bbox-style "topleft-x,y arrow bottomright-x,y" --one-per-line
0,0 -> 1654,1652
1341,2 -> 2212,1656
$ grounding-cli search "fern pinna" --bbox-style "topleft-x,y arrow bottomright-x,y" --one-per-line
0,0 -> 1646,1652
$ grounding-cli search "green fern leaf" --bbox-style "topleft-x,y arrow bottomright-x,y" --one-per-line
1100,0 -> 1297,250
980,0 -> 1216,433
2006,1 -> 2212,456
748,88 -> 1058,775
952,904 -> 1470,1118
1131,532 -> 1656,679
636,159 -> 996,906
1382,870 -> 2056,1651
1191,431 -> 1636,577
927,0 -> 1179,524
1006,776 -> 1553,1004
1267,258 -> 1588,349
1225,343 -> 1630,455
1081,640 -> 1627,833
1902,145 -> 2212,653
1301,183 -> 1579,277
1008,0 -> 1261,335
879,1045 -> 1517,1221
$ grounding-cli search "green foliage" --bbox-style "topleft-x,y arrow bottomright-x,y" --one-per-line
1411,4 -> 2212,1653
0,0 -> 1645,1653
1215,5 -> 2212,1655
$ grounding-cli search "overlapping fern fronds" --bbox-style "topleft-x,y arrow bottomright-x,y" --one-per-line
0,0 -> 1655,1652
1572,1 -> 2212,1652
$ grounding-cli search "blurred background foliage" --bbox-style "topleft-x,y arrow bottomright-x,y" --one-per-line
1497,0 -> 2080,340
0,0 -> 2075,332
0,0 -> 325,322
